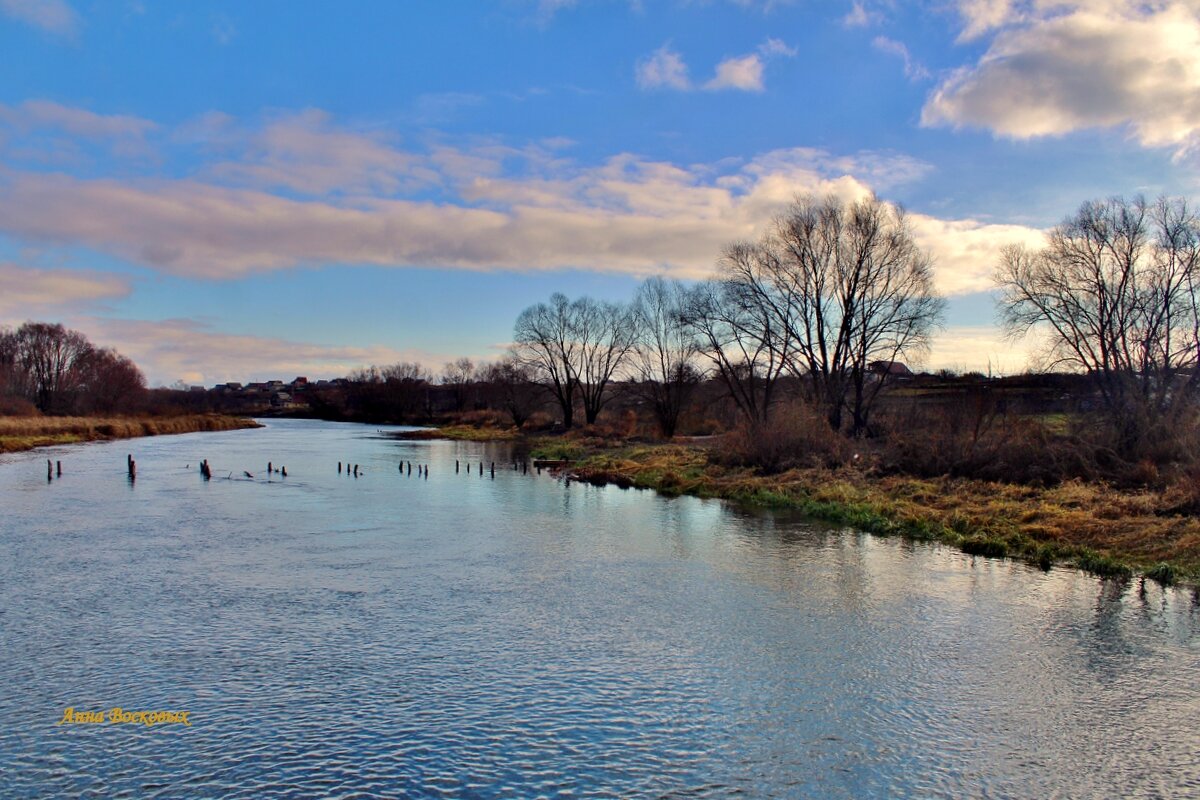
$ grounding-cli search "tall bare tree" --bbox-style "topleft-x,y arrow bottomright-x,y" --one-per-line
513,293 -> 579,428
996,195 -> 1200,457
440,357 -> 476,411
479,355 -> 543,428
700,193 -> 940,431
513,293 -> 634,427
716,194 -> 943,434
682,276 -> 791,425
630,276 -> 703,437
76,347 -> 146,413
572,297 -> 636,425
12,322 -> 94,413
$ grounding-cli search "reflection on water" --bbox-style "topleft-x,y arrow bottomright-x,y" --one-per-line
0,418 -> 1197,798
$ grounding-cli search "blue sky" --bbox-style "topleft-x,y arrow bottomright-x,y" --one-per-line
2,0 -> 1199,384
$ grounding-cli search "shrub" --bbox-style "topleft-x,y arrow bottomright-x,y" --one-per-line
716,402 -> 848,473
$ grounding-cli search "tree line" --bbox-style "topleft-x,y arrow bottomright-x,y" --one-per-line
0,322 -> 146,415
8,191 -> 1199,475
394,191 -> 1198,471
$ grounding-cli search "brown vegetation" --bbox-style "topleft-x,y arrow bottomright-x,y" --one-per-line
0,415 -> 261,453
563,440 -> 1200,584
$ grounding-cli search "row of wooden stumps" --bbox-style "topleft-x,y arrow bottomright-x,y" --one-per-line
46,459 -> 62,482
339,461 -> 372,478
453,460 -> 530,478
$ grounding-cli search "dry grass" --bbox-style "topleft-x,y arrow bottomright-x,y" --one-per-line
0,414 -> 261,453
391,424 -> 520,442
569,444 -> 1200,584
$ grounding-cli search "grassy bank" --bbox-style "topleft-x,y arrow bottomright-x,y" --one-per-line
0,414 -> 262,453
389,424 -> 520,442
539,441 -> 1198,588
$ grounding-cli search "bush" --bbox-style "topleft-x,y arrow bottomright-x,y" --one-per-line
455,409 -> 510,428
877,399 -> 1101,486
0,396 -> 41,416
717,402 -> 848,473
521,411 -> 559,432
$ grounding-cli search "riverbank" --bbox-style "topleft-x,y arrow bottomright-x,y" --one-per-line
0,415 -> 263,453
556,442 -> 1200,587
400,419 -> 1197,587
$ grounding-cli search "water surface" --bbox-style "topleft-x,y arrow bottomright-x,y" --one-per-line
1,418 -> 1197,798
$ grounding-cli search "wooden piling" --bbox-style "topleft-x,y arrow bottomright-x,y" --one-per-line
281,466 -> 287,477
456,459 -> 460,473
490,462 -> 495,479
47,459 -> 53,481
338,461 -> 342,474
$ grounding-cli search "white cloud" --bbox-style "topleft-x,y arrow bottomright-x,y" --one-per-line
205,108 -> 430,195
706,54 -> 765,91
0,125 -> 1041,299
908,215 -> 1046,295
872,36 -> 930,81
635,44 -> 692,90
0,0 -> 78,36
926,324 -> 1043,375
926,2 -> 1200,156
0,105 -> 1046,301
843,1 -> 883,28
954,0 -> 1018,41
758,37 -> 797,57
640,37 -> 794,94
0,262 -> 130,319
0,100 -> 156,140
79,317 -> 453,387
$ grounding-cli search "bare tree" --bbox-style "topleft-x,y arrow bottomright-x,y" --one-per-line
440,357 -> 475,411
629,276 -> 704,437
573,297 -> 636,425
513,293 -> 579,428
513,293 -> 635,428
996,195 -> 1200,457
76,347 -> 146,413
682,276 -> 791,425
12,322 -> 94,413
480,355 -> 543,428
715,194 -> 943,434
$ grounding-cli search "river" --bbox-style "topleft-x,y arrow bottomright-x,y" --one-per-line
1,418 -> 1197,798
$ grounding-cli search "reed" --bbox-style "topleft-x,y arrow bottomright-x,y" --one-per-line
0,414 -> 261,453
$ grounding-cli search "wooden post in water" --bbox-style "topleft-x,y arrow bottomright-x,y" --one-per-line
128,455 -> 137,481
490,462 -> 495,479
281,466 -> 287,477
56,460 -> 62,477
456,459 -> 460,473
424,465 -> 429,480
47,459 -> 53,482
338,461 -> 342,474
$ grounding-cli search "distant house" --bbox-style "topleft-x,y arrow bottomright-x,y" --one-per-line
292,376 -> 308,386
868,360 -> 913,378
